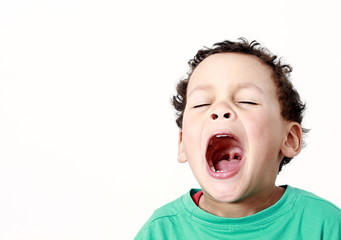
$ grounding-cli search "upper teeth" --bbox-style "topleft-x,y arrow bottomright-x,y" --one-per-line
216,134 -> 230,138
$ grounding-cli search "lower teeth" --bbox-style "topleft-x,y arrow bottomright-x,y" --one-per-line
210,166 -> 227,173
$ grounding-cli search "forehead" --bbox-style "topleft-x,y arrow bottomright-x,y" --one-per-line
188,53 -> 275,93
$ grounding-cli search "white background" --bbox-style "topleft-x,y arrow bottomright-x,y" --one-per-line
1,0 -> 340,239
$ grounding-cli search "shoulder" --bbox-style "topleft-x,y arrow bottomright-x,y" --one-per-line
278,186 -> 341,238
293,187 -> 340,210
148,195 -> 186,221
134,190 -> 193,239
289,186 -> 341,221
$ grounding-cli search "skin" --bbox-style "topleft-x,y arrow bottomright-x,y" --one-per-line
178,53 -> 302,218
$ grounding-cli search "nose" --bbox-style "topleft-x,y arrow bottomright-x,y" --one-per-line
210,112 -> 231,120
209,102 -> 234,121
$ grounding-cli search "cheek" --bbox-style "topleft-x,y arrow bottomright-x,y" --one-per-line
245,112 -> 284,154
182,112 -> 202,152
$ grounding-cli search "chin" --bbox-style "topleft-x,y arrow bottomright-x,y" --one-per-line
203,181 -> 248,203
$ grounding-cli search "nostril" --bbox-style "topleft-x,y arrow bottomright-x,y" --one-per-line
224,113 -> 230,119
211,113 -> 219,120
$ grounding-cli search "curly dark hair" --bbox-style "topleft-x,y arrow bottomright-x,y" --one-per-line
172,38 -> 307,172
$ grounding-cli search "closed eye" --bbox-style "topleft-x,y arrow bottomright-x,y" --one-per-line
193,103 -> 211,108
238,101 -> 257,105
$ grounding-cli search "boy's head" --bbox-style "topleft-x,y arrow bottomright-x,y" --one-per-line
172,38 -> 306,203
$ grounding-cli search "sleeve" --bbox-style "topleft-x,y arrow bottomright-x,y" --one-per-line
322,209 -> 341,240
134,221 -> 155,240
134,219 -> 177,240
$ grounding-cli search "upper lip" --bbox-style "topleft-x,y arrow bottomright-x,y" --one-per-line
205,131 -> 242,150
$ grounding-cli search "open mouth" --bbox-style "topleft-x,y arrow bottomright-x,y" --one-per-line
206,134 -> 244,174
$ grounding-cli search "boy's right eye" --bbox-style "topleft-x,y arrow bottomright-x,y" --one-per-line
193,103 -> 211,108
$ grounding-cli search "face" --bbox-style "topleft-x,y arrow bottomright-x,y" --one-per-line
178,53 -> 296,203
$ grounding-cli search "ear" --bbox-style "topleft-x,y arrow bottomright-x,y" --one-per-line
281,122 -> 303,158
178,130 -> 187,163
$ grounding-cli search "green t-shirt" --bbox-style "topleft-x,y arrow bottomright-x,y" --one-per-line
135,186 -> 341,239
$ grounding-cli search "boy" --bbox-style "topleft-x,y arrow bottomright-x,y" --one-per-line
135,38 -> 341,239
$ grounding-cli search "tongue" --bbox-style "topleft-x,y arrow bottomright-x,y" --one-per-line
214,159 -> 240,171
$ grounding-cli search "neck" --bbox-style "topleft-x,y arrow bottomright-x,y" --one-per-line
198,186 -> 284,218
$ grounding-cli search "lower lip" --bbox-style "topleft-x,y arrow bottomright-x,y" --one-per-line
206,159 -> 243,179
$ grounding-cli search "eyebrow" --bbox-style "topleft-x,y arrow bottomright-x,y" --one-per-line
235,82 -> 264,94
188,82 -> 264,97
188,84 -> 213,97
